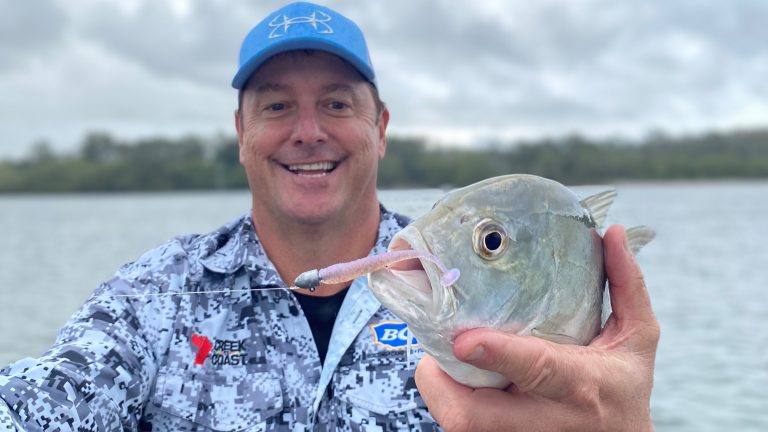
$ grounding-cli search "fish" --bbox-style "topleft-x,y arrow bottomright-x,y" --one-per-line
294,174 -> 655,388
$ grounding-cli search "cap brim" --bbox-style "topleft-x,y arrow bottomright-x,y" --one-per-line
231,38 -> 376,89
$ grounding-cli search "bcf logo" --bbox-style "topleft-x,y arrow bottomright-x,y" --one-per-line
369,321 -> 418,350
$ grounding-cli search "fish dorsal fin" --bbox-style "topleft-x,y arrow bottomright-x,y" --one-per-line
580,189 -> 617,228
626,225 -> 656,254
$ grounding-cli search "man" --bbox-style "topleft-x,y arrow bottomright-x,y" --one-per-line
0,2 -> 658,431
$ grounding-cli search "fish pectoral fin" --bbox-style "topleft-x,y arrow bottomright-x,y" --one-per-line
580,189 -> 617,228
626,225 -> 656,255
531,328 -> 579,345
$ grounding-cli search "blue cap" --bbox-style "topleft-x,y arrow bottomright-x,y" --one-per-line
232,2 -> 376,89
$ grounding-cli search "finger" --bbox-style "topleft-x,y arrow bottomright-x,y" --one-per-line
453,328 -> 585,399
417,353 -> 568,431
603,224 -> 655,323
415,355 -> 473,425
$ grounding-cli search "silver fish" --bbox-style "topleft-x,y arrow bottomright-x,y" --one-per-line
295,174 -> 654,388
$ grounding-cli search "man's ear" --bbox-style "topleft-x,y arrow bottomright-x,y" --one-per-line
377,107 -> 390,159
234,109 -> 246,164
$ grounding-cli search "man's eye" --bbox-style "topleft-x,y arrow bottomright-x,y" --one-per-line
328,101 -> 348,110
266,102 -> 286,111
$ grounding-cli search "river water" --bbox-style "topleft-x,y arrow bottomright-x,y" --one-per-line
1,181 -> 766,431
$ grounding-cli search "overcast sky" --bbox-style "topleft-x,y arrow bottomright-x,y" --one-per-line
1,0 -> 767,158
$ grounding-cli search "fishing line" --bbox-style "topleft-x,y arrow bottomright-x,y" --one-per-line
101,286 -> 307,298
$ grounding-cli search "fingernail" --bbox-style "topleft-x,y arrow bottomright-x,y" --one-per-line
463,345 -> 485,362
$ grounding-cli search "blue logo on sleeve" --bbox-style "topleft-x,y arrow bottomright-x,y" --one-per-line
369,321 -> 418,350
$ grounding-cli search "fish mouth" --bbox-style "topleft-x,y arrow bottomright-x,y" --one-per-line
374,225 -> 449,316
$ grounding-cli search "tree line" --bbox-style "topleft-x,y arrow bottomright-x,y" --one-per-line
1,128 -> 767,192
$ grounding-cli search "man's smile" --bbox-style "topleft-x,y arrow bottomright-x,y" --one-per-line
280,160 -> 341,178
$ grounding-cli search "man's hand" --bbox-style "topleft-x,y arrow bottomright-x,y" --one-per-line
415,225 -> 660,432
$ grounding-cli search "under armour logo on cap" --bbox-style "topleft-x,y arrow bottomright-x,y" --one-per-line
268,10 -> 333,39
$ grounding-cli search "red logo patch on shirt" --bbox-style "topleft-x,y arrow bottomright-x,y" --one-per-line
190,333 -> 213,366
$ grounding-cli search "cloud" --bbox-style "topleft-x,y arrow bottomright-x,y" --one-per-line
0,0 -> 67,71
73,0 -> 254,86
365,0 -> 768,138
1,0 -> 767,157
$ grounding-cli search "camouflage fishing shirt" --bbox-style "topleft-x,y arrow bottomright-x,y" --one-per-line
0,210 -> 439,431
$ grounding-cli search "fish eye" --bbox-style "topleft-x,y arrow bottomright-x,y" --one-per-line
472,218 -> 508,260
484,231 -> 503,250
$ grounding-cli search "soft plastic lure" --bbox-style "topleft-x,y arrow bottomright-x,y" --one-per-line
294,250 -> 460,292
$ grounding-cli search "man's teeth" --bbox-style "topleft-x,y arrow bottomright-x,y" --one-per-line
288,162 -> 335,171
287,161 -> 337,177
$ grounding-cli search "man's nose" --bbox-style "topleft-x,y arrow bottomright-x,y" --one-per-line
291,107 -> 327,145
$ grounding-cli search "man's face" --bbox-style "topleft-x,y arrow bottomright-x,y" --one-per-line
236,51 -> 388,226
